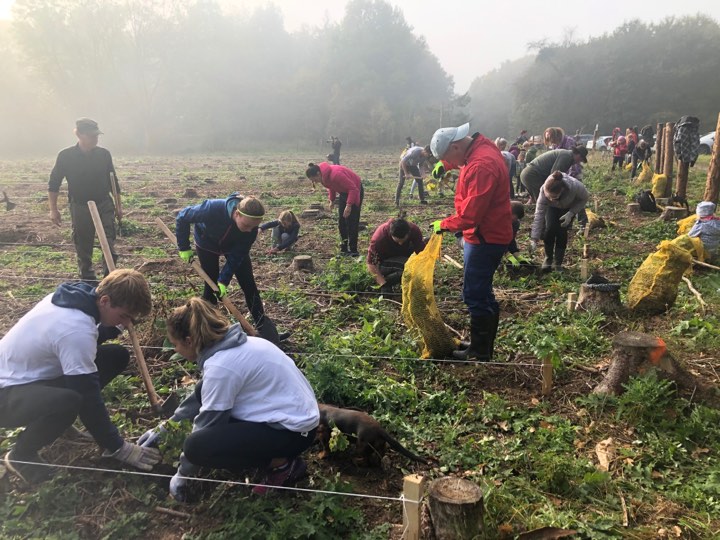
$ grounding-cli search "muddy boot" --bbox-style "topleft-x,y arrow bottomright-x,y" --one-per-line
452,315 -> 494,361
541,242 -> 553,273
552,248 -> 566,272
255,316 -> 290,345
457,311 -> 499,352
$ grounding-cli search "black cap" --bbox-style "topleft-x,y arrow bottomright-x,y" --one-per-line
573,145 -> 588,163
75,118 -> 102,135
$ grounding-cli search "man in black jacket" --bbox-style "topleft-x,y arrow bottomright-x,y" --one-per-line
0,269 -> 159,483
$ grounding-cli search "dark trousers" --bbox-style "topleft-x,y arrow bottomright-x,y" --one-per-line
197,247 -> 265,326
338,184 -> 364,253
0,344 -> 128,457
69,198 -> 118,280
543,206 -> 572,258
379,255 -> 408,275
332,152 -> 340,165
611,156 -> 624,170
462,242 -> 507,317
184,420 -> 317,471
396,165 -> 426,205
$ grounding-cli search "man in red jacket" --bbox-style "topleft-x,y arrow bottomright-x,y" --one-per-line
430,123 -> 513,361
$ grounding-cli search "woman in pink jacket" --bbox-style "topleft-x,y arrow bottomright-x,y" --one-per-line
306,162 -> 364,256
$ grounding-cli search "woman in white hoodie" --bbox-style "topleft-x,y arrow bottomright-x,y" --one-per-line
530,171 -> 589,272
139,298 -> 319,502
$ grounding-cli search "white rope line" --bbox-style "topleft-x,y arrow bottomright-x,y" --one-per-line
4,458 -> 411,503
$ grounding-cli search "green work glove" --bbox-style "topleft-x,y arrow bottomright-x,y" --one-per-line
431,161 -> 446,180
431,220 -> 445,235
179,250 -> 194,263
217,283 -> 228,298
515,254 -> 532,265
507,253 -> 520,267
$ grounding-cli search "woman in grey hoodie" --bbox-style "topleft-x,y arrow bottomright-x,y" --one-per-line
530,171 -> 589,271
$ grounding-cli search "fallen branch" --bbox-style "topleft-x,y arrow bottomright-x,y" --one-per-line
692,259 -> 720,271
155,506 -> 192,519
682,276 -> 707,314
443,254 -> 463,269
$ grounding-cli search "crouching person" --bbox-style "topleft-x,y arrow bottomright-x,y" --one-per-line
367,216 -> 426,295
0,269 -> 160,483
139,298 -> 319,502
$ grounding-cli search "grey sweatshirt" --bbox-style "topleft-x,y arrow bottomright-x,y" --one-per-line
531,174 -> 590,240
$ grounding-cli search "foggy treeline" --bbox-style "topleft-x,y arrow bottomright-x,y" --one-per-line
0,0 -> 462,155
469,15 -> 720,139
1,2 -> 718,157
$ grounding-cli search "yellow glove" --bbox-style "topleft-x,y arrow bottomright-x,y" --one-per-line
431,220 -> 445,235
217,283 -> 228,298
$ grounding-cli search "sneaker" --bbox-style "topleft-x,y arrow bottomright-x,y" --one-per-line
252,457 -> 307,495
347,251 -> 359,257
419,200 -> 428,205
4,450 -> 55,484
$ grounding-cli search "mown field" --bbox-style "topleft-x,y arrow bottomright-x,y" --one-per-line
0,149 -> 719,539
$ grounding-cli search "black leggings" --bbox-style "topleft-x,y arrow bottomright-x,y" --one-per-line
197,247 -> 265,326
543,206 -> 572,258
338,184 -> 364,252
184,420 -> 317,471
0,344 -> 128,456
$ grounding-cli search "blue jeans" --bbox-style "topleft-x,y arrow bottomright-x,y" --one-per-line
462,241 -> 507,316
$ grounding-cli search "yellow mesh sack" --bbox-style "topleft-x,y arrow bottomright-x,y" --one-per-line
401,234 -> 457,358
677,214 -> 698,235
624,162 -> 633,171
586,209 -> 606,229
671,234 -> 705,262
627,239 -> 694,312
651,174 -> 667,198
634,162 -> 653,185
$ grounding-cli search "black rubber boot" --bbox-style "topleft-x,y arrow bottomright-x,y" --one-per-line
541,241 -> 553,272
452,315 -> 495,361
340,240 -> 349,254
553,248 -> 566,272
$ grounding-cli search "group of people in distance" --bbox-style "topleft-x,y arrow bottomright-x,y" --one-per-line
1,116 -> 598,501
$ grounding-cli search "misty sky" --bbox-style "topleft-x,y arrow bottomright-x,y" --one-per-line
3,0 -> 719,92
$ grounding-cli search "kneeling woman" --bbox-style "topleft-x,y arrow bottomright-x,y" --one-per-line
530,171 -> 589,271
141,298 -> 319,501
305,162 -> 364,256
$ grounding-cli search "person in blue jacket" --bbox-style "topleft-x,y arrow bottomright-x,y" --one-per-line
175,193 -> 286,344
259,210 -> 300,254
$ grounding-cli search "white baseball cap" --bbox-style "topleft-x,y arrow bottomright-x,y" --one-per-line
430,123 -> 470,159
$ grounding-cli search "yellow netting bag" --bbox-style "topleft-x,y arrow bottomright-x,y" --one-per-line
672,234 -> 705,262
627,237 -> 695,312
624,162 -> 633,171
634,162 -> 653,185
401,234 -> 457,358
677,214 -> 698,235
651,174 -> 667,198
586,209 -> 606,230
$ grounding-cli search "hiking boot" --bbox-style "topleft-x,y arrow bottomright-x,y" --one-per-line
419,200 -> 428,205
4,450 -> 55,484
541,258 -> 552,272
252,457 -> 307,495
339,241 -> 349,254
553,248 -> 566,272
346,251 -> 359,257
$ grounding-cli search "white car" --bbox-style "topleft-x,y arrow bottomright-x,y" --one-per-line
586,135 -> 613,152
699,131 -> 715,155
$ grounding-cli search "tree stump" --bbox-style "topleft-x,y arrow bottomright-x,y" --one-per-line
576,283 -> 622,313
292,255 -> 314,272
427,477 -> 483,540
660,206 -> 689,221
655,197 -> 670,206
309,203 -> 324,210
627,203 -> 641,216
594,331 -> 706,396
301,209 -> 320,219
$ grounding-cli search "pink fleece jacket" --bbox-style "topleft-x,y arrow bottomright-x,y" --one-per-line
318,162 -> 362,206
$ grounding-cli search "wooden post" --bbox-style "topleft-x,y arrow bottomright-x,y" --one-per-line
109,172 -> 122,237
592,125 -> 599,151
662,122 -> 675,197
88,201 -> 162,413
655,123 -> 664,173
402,474 -> 426,540
155,218 -> 257,336
541,356 -> 553,396
703,112 -> 720,204
567,292 -> 577,313
581,260 -> 589,280
427,477 -> 483,539
675,161 -> 690,200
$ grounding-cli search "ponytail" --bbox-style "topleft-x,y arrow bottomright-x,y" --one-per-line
167,298 -> 231,356
305,163 -> 321,178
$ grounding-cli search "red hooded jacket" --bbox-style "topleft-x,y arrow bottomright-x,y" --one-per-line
317,162 -> 362,206
440,134 -> 513,245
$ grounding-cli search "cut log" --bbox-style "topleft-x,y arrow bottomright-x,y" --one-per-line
660,206 -> 689,221
427,477 -> 483,540
676,161 -> 690,200
655,123 -> 664,173
576,283 -> 622,313
662,122 -> 675,198
594,331 -> 707,397
627,203 -> 641,215
292,255 -> 314,272
301,209 -> 320,219
655,197 -> 670,206
309,203 -> 324,210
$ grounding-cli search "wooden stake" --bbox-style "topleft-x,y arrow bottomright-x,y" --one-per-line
402,474 -> 426,540
154,218 -> 257,336
109,172 -> 122,237
443,254 -> 463,269
580,259 -> 589,280
87,201 -> 162,413
655,123 -> 664,174
154,506 -> 192,519
567,292 -> 577,313
662,122 -> 675,198
676,161 -> 690,200
541,356 -> 553,396
703,112 -> 720,204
